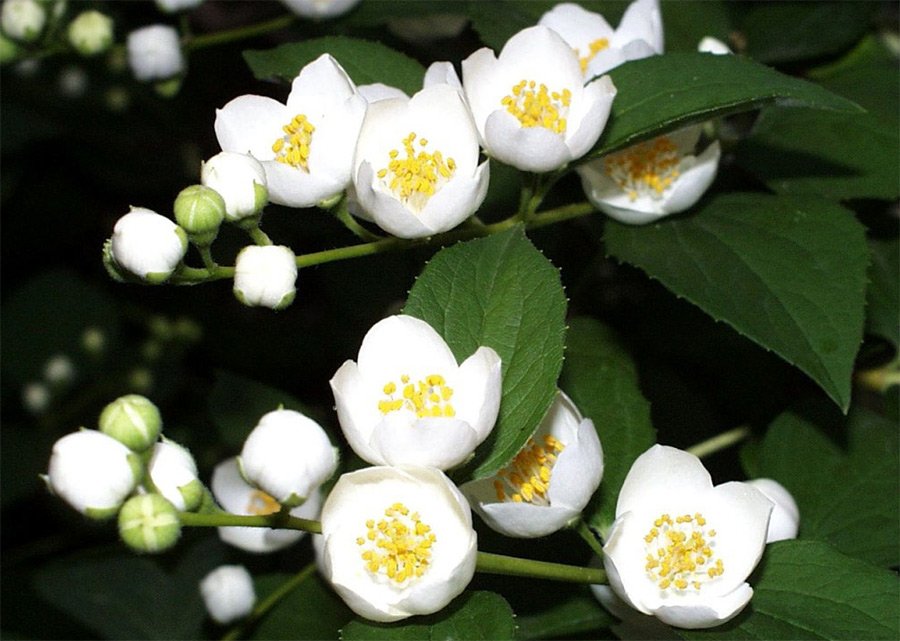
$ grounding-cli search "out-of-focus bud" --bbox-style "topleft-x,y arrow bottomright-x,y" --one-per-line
44,353 -> 75,386
58,65 -> 88,98
128,367 -> 154,393
747,478 -> 800,543
118,493 -> 181,553
99,394 -> 163,452
153,75 -> 182,98
233,245 -> 297,310
200,565 -> 256,625
1,0 -> 46,43
126,24 -> 184,82
155,0 -> 204,13
174,184 -> 225,246
22,381 -> 50,414
104,85 -> 130,112
67,10 -> 113,57
145,438 -> 203,511
81,326 -> 106,355
109,207 -> 188,283
278,0 -> 361,20
200,152 -> 268,222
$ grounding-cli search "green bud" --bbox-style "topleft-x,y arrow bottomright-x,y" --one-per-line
118,493 -> 181,553
99,394 -> 162,452
178,478 -> 204,512
67,10 -> 113,57
253,181 -> 268,213
0,32 -> 20,64
128,368 -> 154,393
174,184 -> 225,246
102,238 -> 129,283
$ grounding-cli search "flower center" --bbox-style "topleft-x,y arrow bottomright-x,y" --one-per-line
378,373 -> 456,419
577,38 -> 610,74
493,434 -> 565,504
272,114 -> 316,171
357,502 -> 437,585
643,512 -> 724,592
246,489 -> 281,516
603,135 -> 682,201
376,132 -> 456,211
501,80 -> 571,134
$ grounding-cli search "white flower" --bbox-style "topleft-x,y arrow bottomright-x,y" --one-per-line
278,0 -> 361,19
330,314 -> 502,470
462,25 -> 617,173
46,430 -> 142,519
352,84 -> 490,238
698,36 -> 732,55
239,408 -> 337,507
590,582 -> 681,640
747,478 -> 799,543
577,125 -> 721,224
155,0 -> 204,13
110,207 -> 188,282
233,245 -> 297,310
67,10 -> 114,57
146,439 -> 203,511
320,465 -> 477,623
215,54 -> 366,208
424,61 -> 463,93
211,457 -> 321,553
603,445 -> 773,629
200,152 -> 267,221
200,565 -> 256,625
126,24 -> 185,82
538,0 -> 663,78
1,0 -> 45,43
357,83 -> 408,104
461,391 -> 603,538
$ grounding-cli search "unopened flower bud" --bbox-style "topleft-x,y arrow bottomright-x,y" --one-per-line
67,10 -> 113,57
200,565 -> 256,625
200,152 -> 268,222
119,493 -> 181,553
145,438 -> 203,511
233,245 -> 297,310
109,207 -> 188,283
1,0 -> 45,43
698,36 -> 732,55
155,0 -> 204,13
126,24 -> 184,82
99,394 -> 162,452
174,184 -> 225,245
46,430 -> 143,519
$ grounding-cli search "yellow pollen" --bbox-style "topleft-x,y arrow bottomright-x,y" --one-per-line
603,135 -> 682,201
643,511 -> 724,593
378,372 -> 456,419
501,79 -> 571,134
493,434 -> 566,506
246,490 -> 281,516
577,38 -> 610,74
272,113 -> 315,171
358,502 -> 437,586
378,131 -> 456,211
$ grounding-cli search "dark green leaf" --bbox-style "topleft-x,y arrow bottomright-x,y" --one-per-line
559,317 -> 655,535
516,591 -> 613,640
404,227 -> 567,480
251,571 -> 352,640
340,591 -> 515,641
682,540 -> 899,640
243,37 -> 425,95
605,192 -> 868,411
865,237 -> 899,346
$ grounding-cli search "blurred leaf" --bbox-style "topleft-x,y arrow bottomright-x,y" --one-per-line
516,591 -> 613,640
865,237 -> 899,346
340,0 -> 466,27
465,0 -> 555,50
605,193 -> 868,412
681,540 -> 899,640
404,227 -> 567,480
340,591 -> 515,640
244,37 -> 425,95
251,570 -> 352,640
0,423 -> 48,507
591,53 -> 863,158
661,1 -> 732,53
559,317 -> 655,535
739,2 -> 875,64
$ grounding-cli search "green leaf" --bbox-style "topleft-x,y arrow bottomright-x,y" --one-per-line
404,226 -> 567,480
243,37 -> 426,95
866,237 -> 899,346
605,192 -> 868,412
559,317 -> 655,535
340,591 -> 516,641
590,53 -> 862,159
681,540 -> 900,640
516,591 -> 613,640
750,403 -> 899,568
251,571 -> 353,640
660,1 -> 732,53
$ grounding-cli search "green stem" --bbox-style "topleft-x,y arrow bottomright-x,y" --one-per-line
198,246 -> 218,273
246,225 -> 273,246
476,551 -> 606,585
222,563 -> 317,641
575,519 -> 605,557
686,426 -> 751,459
179,511 -> 322,534
855,359 -> 900,392
171,264 -> 235,284
184,14 -> 297,52
333,202 -> 385,242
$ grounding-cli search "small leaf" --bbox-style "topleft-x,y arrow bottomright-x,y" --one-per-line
251,571 -> 353,640
681,540 -> 900,640
243,37 -> 425,95
605,192 -> 868,412
516,591 -> 613,640
340,591 -> 516,641
404,226 -> 567,480
866,237 -> 899,346
559,317 -> 655,535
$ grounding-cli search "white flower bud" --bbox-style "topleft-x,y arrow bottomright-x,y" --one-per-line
698,36 -> 732,55
200,152 -> 268,221
22,381 -> 50,414
239,409 -> 337,507
1,0 -> 46,43
119,493 -> 181,553
110,207 -> 188,283
233,245 -> 297,310
99,394 -> 162,452
146,439 -> 203,511
200,565 -> 256,625
155,0 -> 204,13
46,430 -> 143,519
279,0 -> 361,19
126,24 -> 184,82
747,478 -> 799,543
67,10 -> 113,57
43,353 -> 75,386
81,326 -> 106,355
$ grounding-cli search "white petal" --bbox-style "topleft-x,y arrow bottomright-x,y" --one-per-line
371,416 -> 479,470
356,315 -> 458,380
287,54 -> 358,109
613,0 -> 663,53
654,583 -> 753,629
358,82 -> 408,103
564,74 -> 616,161
423,61 -> 462,91
451,345 -> 502,441
214,95 -> 286,159
585,48 -> 631,78
414,162 -> 489,235
476,498 -> 576,538
747,478 -> 799,543
602,513 -> 652,614
484,109 -> 571,172
538,3 -> 614,54
546,416 -> 603,510
460,47 -> 500,138
615,445 -> 713,516
661,141 -> 720,214
329,360 -> 384,465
